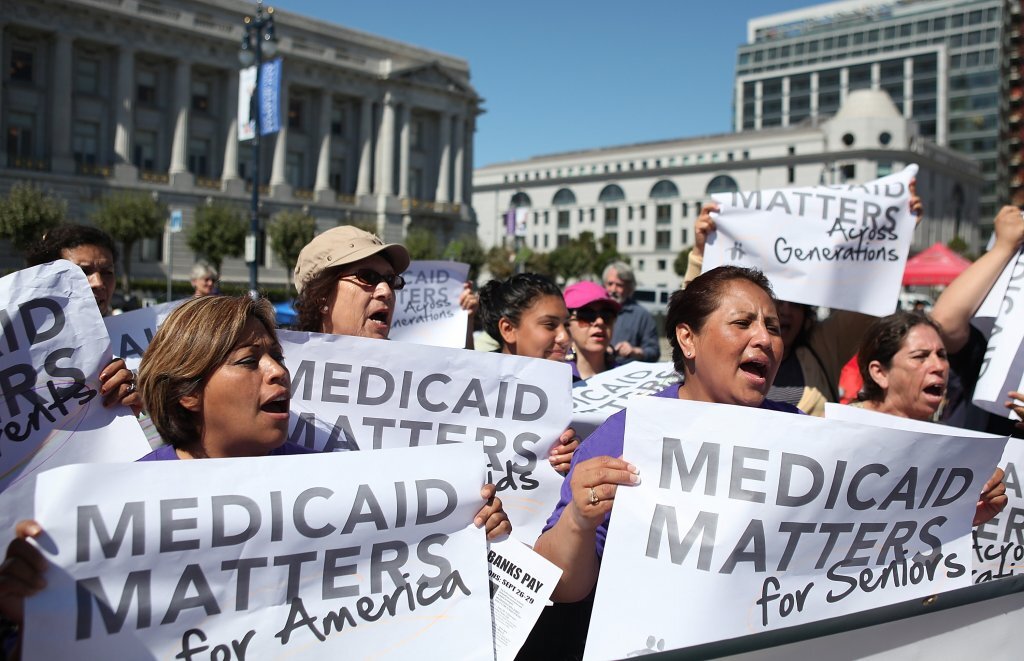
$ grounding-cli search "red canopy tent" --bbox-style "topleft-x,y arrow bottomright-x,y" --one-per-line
902,242 -> 972,286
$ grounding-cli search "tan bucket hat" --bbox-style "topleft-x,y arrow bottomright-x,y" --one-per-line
293,225 -> 411,294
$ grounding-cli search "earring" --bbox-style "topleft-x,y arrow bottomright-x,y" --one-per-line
320,305 -> 329,313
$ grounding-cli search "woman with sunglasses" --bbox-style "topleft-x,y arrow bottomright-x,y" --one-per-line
563,281 -> 621,382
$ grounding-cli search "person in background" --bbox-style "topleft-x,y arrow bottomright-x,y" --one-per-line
602,261 -> 660,363
563,281 -> 621,382
190,261 -> 218,297
478,273 -> 579,474
27,224 -> 138,412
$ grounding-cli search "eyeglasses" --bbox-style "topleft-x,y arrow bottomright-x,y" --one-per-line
340,268 -> 406,291
570,307 -> 617,325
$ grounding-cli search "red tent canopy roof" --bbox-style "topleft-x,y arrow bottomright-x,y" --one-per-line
902,243 -> 972,286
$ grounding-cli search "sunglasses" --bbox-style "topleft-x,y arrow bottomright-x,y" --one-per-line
340,269 -> 406,291
570,306 -> 618,325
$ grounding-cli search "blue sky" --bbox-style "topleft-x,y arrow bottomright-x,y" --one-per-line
271,1 -> 816,167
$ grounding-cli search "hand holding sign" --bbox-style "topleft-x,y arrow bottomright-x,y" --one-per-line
0,520 -> 46,627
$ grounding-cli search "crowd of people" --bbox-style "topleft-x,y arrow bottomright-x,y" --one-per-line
1,192 -> 1023,659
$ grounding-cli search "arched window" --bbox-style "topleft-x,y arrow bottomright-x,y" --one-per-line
705,175 -> 740,196
510,192 -> 532,208
649,180 -> 679,199
598,184 -> 625,203
552,188 -> 576,206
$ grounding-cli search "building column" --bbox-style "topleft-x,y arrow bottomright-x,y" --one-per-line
168,59 -> 193,186
221,67 -> 242,191
839,67 -> 850,103
314,90 -> 333,200
870,61 -> 881,90
463,115 -> 474,208
810,72 -> 819,118
356,96 -> 373,195
452,114 -> 464,204
781,76 -> 791,128
269,82 -> 291,196
754,80 -> 763,130
113,45 -> 136,181
50,32 -> 75,174
435,111 -> 451,203
398,102 -> 410,198
375,92 -> 396,196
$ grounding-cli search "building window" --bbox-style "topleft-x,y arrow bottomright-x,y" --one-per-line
188,138 -> 210,177
656,230 -> 671,250
589,208 -> 595,222
681,228 -> 688,244
578,209 -> 585,222
557,210 -> 570,229
288,99 -> 304,131
134,130 -> 157,171
638,259 -> 645,270
6,112 -> 34,160
557,234 -> 569,248
787,166 -> 795,184
543,234 -> 549,249
191,79 -> 211,113
605,207 -> 618,226
330,157 -> 345,192
139,236 -> 163,263
627,231 -> 634,246
658,259 -> 668,271
840,164 -> 856,181
137,69 -> 157,105
544,211 -> 549,225
606,232 -> 617,247
639,205 -> 646,220
331,106 -> 344,137
628,206 -> 634,220
656,204 -> 671,224
532,235 -> 538,248
9,49 -> 33,83
681,202 -> 689,218
72,121 -> 99,165
599,184 -> 625,202
640,230 -> 647,245
552,188 -> 576,206
649,179 -> 679,199
75,57 -> 100,94
286,151 -> 304,187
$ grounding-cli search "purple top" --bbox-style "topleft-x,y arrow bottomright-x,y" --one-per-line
542,383 -> 803,558
138,441 -> 313,461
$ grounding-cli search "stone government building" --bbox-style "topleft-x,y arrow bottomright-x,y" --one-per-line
1,0 -> 480,287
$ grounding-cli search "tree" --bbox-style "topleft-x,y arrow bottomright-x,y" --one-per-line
405,227 -> 441,260
947,236 -> 972,259
674,247 -> 692,278
92,191 -> 167,290
0,182 -> 66,259
548,231 -> 603,283
594,234 -> 626,277
486,245 -> 515,280
443,234 -> 486,281
188,202 -> 246,274
267,209 -> 316,293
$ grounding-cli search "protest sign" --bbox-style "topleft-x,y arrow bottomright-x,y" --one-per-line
487,536 -> 561,661
24,443 -> 494,659
390,260 -> 470,348
585,396 -> 1005,660
970,240 -> 1019,338
704,165 -> 918,317
570,361 -> 680,439
103,300 -> 184,370
972,250 -> 1024,418
278,329 -> 573,541
0,261 -> 151,495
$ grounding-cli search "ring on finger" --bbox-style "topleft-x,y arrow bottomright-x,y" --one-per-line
589,487 -> 599,505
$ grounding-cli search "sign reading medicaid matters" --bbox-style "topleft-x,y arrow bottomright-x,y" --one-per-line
103,300 -> 184,371
278,329 -> 573,541
23,444 -> 493,660
570,361 -> 680,439
704,165 -> 918,317
0,262 -> 151,495
584,397 -> 1005,660
390,260 -> 470,349
973,251 -> 1024,418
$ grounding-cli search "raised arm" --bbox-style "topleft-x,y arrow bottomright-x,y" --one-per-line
932,206 -> 1024,354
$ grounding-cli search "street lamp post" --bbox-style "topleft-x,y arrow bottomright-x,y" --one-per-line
238,0 -> 277,294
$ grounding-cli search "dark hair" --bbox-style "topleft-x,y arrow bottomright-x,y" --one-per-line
666,265 -> 776,372
478,273 -> 563,347
787,302 -> 818,349
294,264 -> 344,332
857,311 -> 943,402
27,224 -> 119,265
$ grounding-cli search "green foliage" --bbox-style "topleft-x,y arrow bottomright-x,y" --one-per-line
594,233 -> 626,277
947,236 -> 971,259
443,235 -> 486,281
674,247 -> 692,278
546,231 -> 617,284
524,249 -> 554,278
405,227 -> 441,260
486,245 -> 515,280
188,202 -> 247,274
267,210 -> 316,293
0,182 -> 67,258
92,191 -> 167,290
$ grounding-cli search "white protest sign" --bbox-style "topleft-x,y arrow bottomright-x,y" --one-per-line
24,444 -> 494,659
585,396 -> 1005,660
279,329 -> 573,541
103,300 -> 184,370
971,241 -> 1019,337
390,260 -> 470,348
487,536 -> 561,661
705,165 -> 918,317
571,361 -> 680,439
973,251 -> 1024,418
0,261 -> 151,495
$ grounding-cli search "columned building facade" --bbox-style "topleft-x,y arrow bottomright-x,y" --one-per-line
474,91 -> 981,289
1,0 -> 479,286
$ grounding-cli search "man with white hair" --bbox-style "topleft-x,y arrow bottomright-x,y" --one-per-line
602,261 -> 659,362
